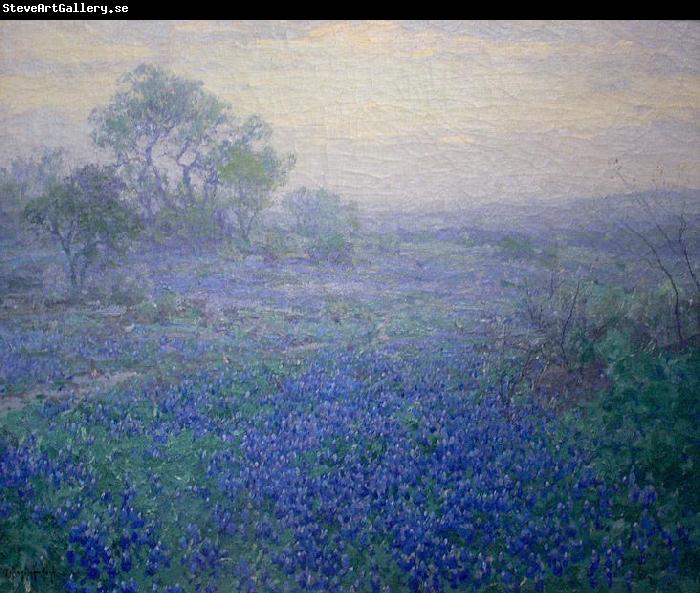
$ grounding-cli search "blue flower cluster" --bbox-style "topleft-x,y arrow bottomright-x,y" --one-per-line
0,345 -> 694,592
0,325 -> 225,394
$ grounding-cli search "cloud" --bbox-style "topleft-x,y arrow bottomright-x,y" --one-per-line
0,21 -> 152,68
0,20 -> 698,202
0,70 -> 120,115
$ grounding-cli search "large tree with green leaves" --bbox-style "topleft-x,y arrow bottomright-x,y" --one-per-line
90,64 -> 230,223
23,165 -> 140,292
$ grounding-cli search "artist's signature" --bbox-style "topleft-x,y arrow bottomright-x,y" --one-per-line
0,567 -> 61,592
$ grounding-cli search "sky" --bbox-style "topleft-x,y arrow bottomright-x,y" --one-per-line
0,20 -> 698,205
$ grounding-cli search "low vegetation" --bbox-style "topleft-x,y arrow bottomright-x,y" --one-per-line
1,63 -> 699,593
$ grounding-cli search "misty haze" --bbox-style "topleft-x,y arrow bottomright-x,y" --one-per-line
0,20 -> 699,593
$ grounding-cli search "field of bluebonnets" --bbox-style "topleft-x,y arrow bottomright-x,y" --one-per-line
1,65 -> 699,593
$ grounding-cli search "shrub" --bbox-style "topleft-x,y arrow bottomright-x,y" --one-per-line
306,232 -> 353,265
96,266 -> 152,307
154,203 -> 228,248
284,187 -> 358,237
133,300 -> 159,324
569,346 -> 700,512
257,227 -> 292,262
283,188 -> 359,264
367,232 -> 402,255
497,235 -> 536,260
133,294 -> 179,325
154,293 -> 179,323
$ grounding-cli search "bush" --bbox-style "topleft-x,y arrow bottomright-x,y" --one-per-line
306,232 -> 353,264
283,187 -> 359,264
256,227 -> 292,262
283,187 -> 358,238
569,346 -> 700,512
367,232 -> 402,255
0,266 -> 43,295
497,235 -> 536,260
154,293 -> 179,323
0,148 -> 66,238
133,293 -> 180,325
133,300 -> 159,324
154,203 -> 227,248
95,266 -> 152,307
483,270 -> 693,407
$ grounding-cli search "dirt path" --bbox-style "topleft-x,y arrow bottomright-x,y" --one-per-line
0,370 -> 140,414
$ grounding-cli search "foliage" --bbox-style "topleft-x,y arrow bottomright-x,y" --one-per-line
95,267 -> 153,307
497,235 -> 536,260
306,232 -> 354,265
283,187 -> 359,238
23,164 -> 141,292
133,293 -> 181,325
0,148 -> 66,212
481,270 -> 601,404
583,344 -> 700,508
154,202 -> 228,248
217,141 -> 294,247
283,188 -> 359,263
601,182 -> 700,343
257,227 -> 294,262
0,148 -> 66,241
90,64 -> 230,225
559,345 -> 700,590
367,231 -> 402,256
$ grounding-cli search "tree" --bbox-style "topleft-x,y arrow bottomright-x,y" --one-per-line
217,137 -> 294,247
283,187 -> 359,238
603,163 -> 700,344
0,148 -> 65,218
23,165 -> 140,292
90,64 -> 230,224
283,187 -> 359,263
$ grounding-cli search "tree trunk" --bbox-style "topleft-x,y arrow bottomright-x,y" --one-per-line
235,210 -> 251,249
67,257 -> 79,293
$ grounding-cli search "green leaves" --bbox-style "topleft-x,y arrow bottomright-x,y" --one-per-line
217,144 -> 294,246
219,144 -> 292,193
90,64 -> 235,224
23,165 -> 140,291
281,187 -> 359,263
570,347 -> 700,513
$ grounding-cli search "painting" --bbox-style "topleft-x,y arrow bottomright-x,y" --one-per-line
0,20 -> 698,593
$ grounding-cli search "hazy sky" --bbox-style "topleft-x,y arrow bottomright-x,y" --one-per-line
1,20 -> 698,204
